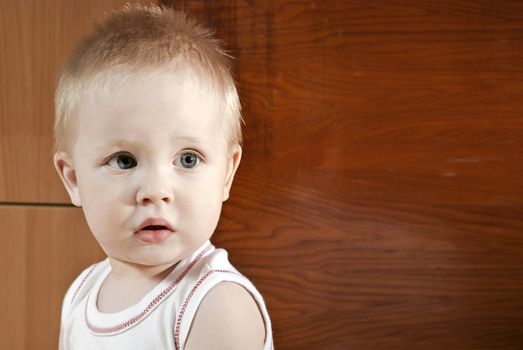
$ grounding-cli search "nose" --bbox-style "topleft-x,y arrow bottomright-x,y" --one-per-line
136,169 -> 174,205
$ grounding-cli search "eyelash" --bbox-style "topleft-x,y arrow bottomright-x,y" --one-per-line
104,151 -> 204,170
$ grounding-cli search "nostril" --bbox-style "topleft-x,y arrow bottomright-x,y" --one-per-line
137,187 -> 173,204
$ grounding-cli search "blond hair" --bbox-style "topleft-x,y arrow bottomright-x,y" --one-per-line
54,4 -> 242,152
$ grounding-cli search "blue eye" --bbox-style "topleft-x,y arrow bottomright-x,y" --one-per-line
178,152 -> 200,169
108,154 -> 137,169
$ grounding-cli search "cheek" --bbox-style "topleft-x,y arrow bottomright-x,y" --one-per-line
81,201 -> 117,238
188,199 -> 223,236
78,170 -> 133,207
179,177 -> 224,221
179,184 -> 223,212
79,185 -> 126,239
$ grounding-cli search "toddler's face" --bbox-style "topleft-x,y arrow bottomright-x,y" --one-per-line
54,73 -> 241,267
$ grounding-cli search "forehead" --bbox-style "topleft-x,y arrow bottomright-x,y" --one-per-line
73,70 -> 228,151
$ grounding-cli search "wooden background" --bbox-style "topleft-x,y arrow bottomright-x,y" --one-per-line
1,0 -> 522,349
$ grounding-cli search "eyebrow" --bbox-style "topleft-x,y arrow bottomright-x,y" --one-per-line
95,136 -> 208,152
95,140 -> 138,152
170,135 -> 205,144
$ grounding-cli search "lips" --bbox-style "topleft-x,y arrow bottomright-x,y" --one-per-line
137,217 -> 174,232
135,217 -> 174,243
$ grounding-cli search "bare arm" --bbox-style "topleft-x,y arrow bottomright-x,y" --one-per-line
184,282 -> 266,350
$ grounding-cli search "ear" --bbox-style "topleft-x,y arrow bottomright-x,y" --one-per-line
53,152 -> 82,207
222,145 -> 242,202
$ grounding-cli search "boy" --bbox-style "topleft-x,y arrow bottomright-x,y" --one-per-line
53,4 -> 273,349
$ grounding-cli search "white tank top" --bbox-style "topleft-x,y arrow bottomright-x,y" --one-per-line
60,241 -> 274,349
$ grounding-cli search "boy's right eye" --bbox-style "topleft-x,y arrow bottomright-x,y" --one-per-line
107,153 -> 137,169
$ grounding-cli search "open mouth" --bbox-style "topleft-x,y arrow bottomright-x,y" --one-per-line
135,218 -> 174,243
135,221 -> 174,243
142,225 -> 169,230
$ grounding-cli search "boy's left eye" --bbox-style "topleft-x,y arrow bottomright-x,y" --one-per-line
176,152 -> 200,169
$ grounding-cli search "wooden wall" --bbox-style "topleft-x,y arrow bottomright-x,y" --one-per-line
1,0 -> 522,349
0,1 -> 146,349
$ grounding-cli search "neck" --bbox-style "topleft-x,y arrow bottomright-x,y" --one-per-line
108,258 -> 180,282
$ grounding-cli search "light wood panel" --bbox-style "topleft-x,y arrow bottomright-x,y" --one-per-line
165,1 -> 523,348
0,0 -> 154,203
0,206 -> 104,350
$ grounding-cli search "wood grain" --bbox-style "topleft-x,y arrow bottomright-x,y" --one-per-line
0,206 -> 104,350
164,1 -> 523,349
0,0 -> 154,203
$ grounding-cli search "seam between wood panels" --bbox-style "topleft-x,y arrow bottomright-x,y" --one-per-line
0,202 -> 75,208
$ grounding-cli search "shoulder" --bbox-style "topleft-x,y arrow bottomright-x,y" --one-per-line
61,260 -> 109,321
184,281 -> 266,350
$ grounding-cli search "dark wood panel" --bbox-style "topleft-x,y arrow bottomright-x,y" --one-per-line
164,1 -> 523,349
0,206 -> 104,350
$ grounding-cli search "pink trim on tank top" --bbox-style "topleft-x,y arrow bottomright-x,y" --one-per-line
173,269 -> 237,350
71,263 -> 98,304
85,245 -> 212,335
